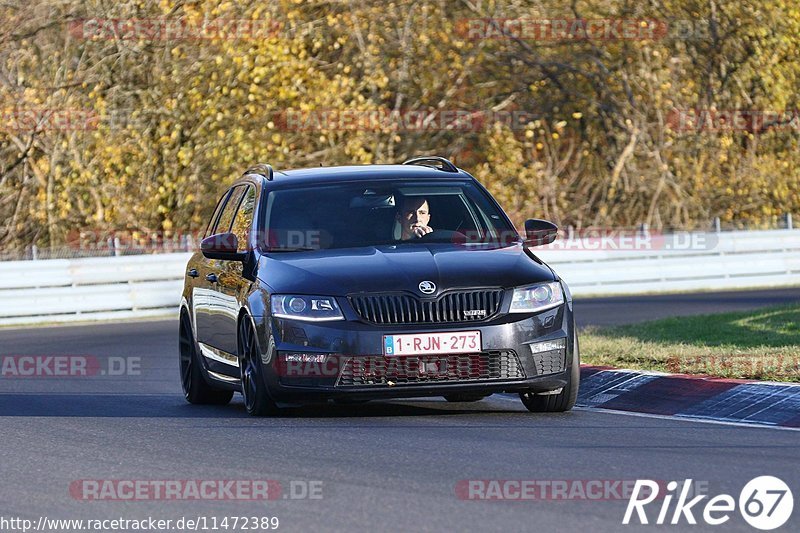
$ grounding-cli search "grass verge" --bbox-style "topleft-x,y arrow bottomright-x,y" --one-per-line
580,304 -> 800,382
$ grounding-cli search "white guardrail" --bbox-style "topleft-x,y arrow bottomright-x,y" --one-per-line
0,229 -> 799,326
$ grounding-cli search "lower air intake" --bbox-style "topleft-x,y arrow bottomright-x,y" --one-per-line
335,350 -> 525,387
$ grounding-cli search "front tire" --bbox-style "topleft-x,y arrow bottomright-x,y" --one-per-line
179,312 -> 234,405
239,318 -> 279,416
520,331 -> 580,413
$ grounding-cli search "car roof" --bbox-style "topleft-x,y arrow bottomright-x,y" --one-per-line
270,164 -> 474,185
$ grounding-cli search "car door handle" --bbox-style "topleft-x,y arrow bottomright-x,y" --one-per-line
187,268 -> 199,278
206,273 -> 218,283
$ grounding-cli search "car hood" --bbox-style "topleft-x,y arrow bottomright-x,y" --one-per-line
258,243 -> 555,296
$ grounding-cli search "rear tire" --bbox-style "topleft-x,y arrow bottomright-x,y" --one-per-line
179,312 -> 234,405
520,331 -> 580,413
239,318 -> 280,416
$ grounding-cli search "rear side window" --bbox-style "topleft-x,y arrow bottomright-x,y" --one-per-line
212,186 -> 246,235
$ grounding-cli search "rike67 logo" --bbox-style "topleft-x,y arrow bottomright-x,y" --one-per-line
624,477 -> 793,530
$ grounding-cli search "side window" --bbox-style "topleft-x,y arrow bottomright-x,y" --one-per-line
213,186 -> 246,235
204,191 -> 230,239
230,186 -> 256,251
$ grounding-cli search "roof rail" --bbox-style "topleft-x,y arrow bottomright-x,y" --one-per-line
402,156 -> 458,173
243,163 -> 274,181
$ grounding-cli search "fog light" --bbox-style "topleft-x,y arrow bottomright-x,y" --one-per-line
528,338 -> 566,354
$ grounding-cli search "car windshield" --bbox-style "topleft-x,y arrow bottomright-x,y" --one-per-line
261,180 -> 518,251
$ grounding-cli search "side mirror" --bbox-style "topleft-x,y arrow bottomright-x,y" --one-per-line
524,219 -> 558,247
201,232 -> 247,261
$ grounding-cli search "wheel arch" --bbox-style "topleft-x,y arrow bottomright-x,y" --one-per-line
179,297 -> 193,332
237,306 -> 261,357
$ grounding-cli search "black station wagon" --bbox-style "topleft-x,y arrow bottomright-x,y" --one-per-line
179,157 -> 579,415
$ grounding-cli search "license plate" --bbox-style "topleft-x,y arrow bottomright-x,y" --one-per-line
383,331 -> 481,356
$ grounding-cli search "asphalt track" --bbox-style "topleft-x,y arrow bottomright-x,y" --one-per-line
1,288 -> 798,532
574,286 -> 800,327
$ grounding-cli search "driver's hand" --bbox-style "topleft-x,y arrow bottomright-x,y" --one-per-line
412,225 -> 433,238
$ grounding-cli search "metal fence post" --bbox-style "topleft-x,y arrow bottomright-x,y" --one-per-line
787,213 -> 793,230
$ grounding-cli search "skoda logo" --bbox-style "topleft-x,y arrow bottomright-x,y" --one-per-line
418,280 -> 436,295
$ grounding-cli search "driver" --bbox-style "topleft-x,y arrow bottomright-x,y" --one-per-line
398,196 -> 433,240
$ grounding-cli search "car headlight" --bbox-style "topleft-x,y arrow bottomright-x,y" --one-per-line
510,282 -> 564,313
271,295 -> 344,321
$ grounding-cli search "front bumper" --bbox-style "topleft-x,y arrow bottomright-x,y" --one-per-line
256,301 -> 576,403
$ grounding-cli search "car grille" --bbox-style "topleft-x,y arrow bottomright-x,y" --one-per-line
533,348 -> 566,375
349,289 -> 504,325
335,350 -> 525,387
